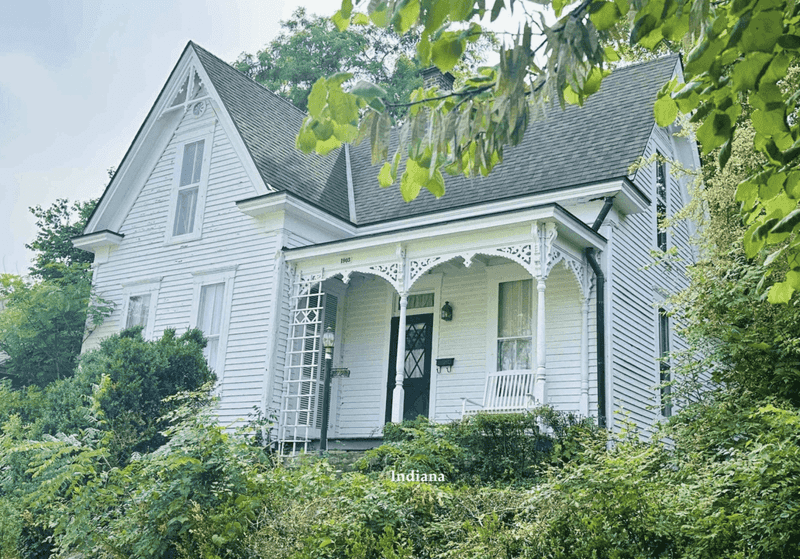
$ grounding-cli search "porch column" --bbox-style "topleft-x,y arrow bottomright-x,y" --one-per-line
391,293 -> 408,422
580,296 -> 590,416
533,278 -> 547,405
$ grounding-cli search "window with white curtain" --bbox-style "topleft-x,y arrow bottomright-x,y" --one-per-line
497,279 -> 533,371
197,282 -> 225,370
125,294 -> 151,330
173,139 -> 205,236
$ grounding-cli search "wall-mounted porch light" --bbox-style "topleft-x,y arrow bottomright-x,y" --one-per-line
441,301 -> 453,321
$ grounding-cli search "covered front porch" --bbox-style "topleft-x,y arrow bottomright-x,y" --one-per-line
277,205 -> 604,453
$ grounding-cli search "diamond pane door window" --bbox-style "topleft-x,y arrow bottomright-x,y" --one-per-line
197,282 -> 224,369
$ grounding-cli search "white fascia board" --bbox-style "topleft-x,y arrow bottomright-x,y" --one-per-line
236,192 -> 357,238
190,46 -> 272,197
356,179 -> 647,238
72,230 -> 124,253
284,204 -> 605,262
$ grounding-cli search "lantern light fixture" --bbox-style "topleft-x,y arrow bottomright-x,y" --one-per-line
441,301 -> 453,321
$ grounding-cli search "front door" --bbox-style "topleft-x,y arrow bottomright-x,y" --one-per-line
385,313 -> 433,423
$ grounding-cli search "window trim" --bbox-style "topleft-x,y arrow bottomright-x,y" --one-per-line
165,131 -> 214,244
190,267 -> 237,382
120,279 -> 162,339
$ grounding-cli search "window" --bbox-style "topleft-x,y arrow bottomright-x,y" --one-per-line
197,282 -> 225,369
167,133 -> 212,243
656,155 -> 668,251
497,280 -> 533,371
174,140 -> 204,236
658,308 -> 672,417
396,292 -> 434,311
191,267 -> 236,378
121,280 -> 161,339
125,294 -> 151,330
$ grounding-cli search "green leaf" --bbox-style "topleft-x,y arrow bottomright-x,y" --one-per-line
752,108 -> 788,138
732,52 -> 773,92
296,119 -> 317,153
770,208 -> 800,235
307,78 -> 328,119
395,0 -> 420,33
741,10 -> 784,52
425,168 -> 446,197
590,1 -> 623,30
767,281 -> 794,303
352,12 -> 370,25
696,112 -> 732,154
378,162 -> 394,187
328,88 -> 359,124
400,160 -> 426,201
777,34 -> 800,49
350,80 -> 387,101
719,139 -> 732,168
333,0 -> 353,30
654,94 -> 678,126
431,34 -> 466,73
491,0 -> 504,21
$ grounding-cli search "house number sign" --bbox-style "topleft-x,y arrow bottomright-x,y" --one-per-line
340,257 -> 351,264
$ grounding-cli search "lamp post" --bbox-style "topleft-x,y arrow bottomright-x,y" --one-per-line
319,326 -> 335,455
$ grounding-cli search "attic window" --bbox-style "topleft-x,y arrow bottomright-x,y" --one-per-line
166,132 -> 213,244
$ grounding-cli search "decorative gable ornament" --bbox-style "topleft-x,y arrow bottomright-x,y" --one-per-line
160,66 -> 209,119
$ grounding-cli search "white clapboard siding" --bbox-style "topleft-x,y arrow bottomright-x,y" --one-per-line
434,265 -> 488,422
336,275 -> 392,437
543,262 -> 583,412
84,106 -> 278,427
608,126 -> 696,435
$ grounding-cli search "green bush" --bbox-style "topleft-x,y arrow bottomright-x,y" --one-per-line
358,407 -> 600,485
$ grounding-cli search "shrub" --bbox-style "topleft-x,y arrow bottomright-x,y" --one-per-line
358,407 -> 600,485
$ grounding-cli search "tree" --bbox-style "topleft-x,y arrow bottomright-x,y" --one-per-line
0,269 -> 109,387
0,196 -> 107,387
26,198 -> 97,281
235,8 -> 492,113
296,0 -> 799,301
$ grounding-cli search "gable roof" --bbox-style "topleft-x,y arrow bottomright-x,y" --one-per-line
190,43 -> 351,222
348,55 -> 680,224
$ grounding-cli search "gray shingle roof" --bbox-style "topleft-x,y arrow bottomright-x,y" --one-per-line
194,40 -> 678,226
191,42 -> 350,221
349,55 -> 679,224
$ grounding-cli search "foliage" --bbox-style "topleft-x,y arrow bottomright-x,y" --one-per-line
25,197 -> 97,282
66,327 -> 215,461
235,8 -> 491,113
0,268 -> 111,388
516,391 -> 800,559
359,408 -> 600,484
294,0 -> 800,301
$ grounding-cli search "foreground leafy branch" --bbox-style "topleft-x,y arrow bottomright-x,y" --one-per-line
296,0 -> 800,302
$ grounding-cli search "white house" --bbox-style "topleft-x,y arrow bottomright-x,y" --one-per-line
73,42 -> 699,452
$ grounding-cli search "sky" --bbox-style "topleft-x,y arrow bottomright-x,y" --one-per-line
0,0 -> 533,275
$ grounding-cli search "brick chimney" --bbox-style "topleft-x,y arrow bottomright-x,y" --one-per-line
421,67 -> 456,91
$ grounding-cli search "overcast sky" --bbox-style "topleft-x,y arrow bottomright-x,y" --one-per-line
0,0 -> 530,275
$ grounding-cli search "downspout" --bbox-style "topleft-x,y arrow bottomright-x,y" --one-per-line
585,196 -> 613,428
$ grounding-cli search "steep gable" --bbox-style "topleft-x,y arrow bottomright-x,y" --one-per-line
348,55 -> 680,224
191,44 -> 350,222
